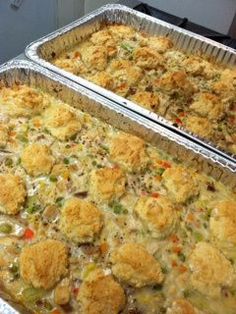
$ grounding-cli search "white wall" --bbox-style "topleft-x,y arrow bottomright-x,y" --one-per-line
143,0 -> 236,34
85,0 -> 118,13
0,0 -> 84,64
0,0 -> 57,64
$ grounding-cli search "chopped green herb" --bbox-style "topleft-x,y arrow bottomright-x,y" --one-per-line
63,157 -> 70,165
26,204 -> 41,214
5,158 -> 13,167
70,133 -> 77,141
0,223 -> 12,234
56,197 -> 64,207
100,144 -> 109,153
110,201 -> 128,215
120,43 -> 134,52
17,134 -> 28,143
178,252 -> 186,262
92,160 -> 97,166
16,157 -> 21,165
156,168 -> 165,176
43,128 -> 50,134
22,287 -> 45,303
153,283 -> 163,291
183,289 -> 191,298
49,175 -> 58,182
9,263 -> 19,280
161,266 -> 168,274
193,231 -> 203,242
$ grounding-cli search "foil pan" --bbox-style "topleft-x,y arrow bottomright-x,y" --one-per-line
0,59 -> 235,313
25,4 -> 236,163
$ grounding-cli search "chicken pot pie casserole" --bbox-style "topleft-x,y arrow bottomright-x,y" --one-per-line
0,83 -> 235,314
52,24 -> 236,155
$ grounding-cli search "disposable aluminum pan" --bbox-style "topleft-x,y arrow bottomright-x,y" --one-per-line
0,59 -> 235,313
25,4 -> 236,163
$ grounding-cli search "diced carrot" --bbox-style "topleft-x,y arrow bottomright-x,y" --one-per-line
172,260 -> 178,267
151,192 -> 159,198
74,51 -> 81,59
160,161 -> 171,169
179,112 -> 186,118
33,119 -> 41,128
112,164 -> 120,169
72,287 -> 80,296
178,265 -> 187,273
173,246 -> 182,254
23,228 -> 34,240
186,213 -> 195,222
9,131 -> 16,137
175,118 -> 183,125
100,242 -> 109,255
169,234 -> 179,243
51,310 -> 62,314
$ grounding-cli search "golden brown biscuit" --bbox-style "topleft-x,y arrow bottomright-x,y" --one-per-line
162,166 -> 199,204
129,91 -> 160,112
89,71 -> 115,91
210,200 -> 236,246
21,144 -> 55,177
82,45 -> 108,71
109,60 -> 142,97
51,164 -> 70,180
184,115 -> 214,139
213,69 -> 236,100
142,36 -> 173,53
78,268 -> 125,314
167,299 -> 199,314
0,124 -> 8,148
164,50 -> 186,69
59,198 -> 103,243
111,243 -> 164,287
90,167 -> 126,202
134,195 -> 178,238
190,93 -> 224,120
110,133 -> 147,172
156,71 -> 196,98
133,47 -> 164,69
54,58 -> 88,75
0,85 -> 49,117
182,56 -> 217,78
0,174 -> 26,215
20,239 -> 68,290
107,24 -> 135,41
90,30 -> 117,57
43,104 -> 81,141
188,242 -> 234,297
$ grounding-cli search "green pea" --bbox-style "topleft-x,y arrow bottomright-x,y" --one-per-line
63,157 -> 70,165
49,175 -> 58,182
193,231 -> 203,242
26,204 -> 41,214
5,158 -> 13,167
0,223 -> 12,234
17,134 -> 28,143
111,201 -> 128,215
22,287 -> 45,303
156,168 -> 165,176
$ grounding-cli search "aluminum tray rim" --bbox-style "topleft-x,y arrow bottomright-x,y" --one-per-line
25,4 -> 236,163
2,59 -> 236,175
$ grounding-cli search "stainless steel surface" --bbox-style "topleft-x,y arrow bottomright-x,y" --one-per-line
25,4 -> 236,163
0,59 -> 235,312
